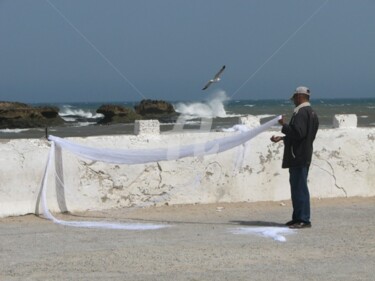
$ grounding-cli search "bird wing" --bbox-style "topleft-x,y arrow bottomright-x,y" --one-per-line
202,80 -> 213,90
213,65 -> 226,79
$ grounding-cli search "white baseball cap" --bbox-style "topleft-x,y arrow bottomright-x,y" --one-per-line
290,86 -> 310,100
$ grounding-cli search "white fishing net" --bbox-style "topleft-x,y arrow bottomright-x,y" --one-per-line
41,115 -> 281,229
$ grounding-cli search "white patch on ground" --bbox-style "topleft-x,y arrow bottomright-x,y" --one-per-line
57,220 -> 171,230
229,227 -> 296,242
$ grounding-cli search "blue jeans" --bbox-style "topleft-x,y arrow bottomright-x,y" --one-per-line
289,166 -> 310,223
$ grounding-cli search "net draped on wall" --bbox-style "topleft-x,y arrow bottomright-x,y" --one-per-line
41,115 -> 281,229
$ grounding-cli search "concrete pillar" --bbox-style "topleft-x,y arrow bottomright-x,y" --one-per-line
238,115 -> 260,128
333,114 -> 357,128
134,120 -> 160,135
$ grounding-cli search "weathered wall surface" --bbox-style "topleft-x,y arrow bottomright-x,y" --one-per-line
0,127 -> 374,218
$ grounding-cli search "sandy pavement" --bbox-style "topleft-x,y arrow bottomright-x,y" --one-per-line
1,197 -> 374,281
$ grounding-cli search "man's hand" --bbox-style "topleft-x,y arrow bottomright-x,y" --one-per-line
278,115 -> 285,126
270,135 -> 284,143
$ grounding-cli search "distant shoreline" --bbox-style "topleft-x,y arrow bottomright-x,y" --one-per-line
1,97 -> 375,139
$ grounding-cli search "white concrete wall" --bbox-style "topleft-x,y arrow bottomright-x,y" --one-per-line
1,126 -> 374,218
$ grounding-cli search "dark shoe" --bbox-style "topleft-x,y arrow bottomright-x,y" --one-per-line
285,220 -> 297,226
289,222 -> 312,229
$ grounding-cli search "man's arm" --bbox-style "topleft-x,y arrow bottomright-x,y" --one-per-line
281,112 -> 308,140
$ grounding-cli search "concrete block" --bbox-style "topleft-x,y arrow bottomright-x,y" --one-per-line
238,115 -> 260,128
333,114 -> 357,128
134,120 -> 160,135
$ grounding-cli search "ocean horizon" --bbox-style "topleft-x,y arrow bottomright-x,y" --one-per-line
1,95 -> 374,139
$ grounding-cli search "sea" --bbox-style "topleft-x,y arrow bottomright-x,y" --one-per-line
1,92 -> 374,139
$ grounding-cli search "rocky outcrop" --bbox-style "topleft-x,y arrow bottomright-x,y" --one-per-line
0,101 -> 64,129
134,99 -> 178,122
134,99 -> 175,115
96,104 -> 142,124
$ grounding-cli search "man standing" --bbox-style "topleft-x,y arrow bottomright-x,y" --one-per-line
271,86 -> 319,229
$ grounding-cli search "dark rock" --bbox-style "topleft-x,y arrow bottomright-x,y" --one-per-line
134,99 -> 179,122
96,104 -> 142,124
39,106 -> 60,118
135,99 -> 175,115
0,101 -> 64,129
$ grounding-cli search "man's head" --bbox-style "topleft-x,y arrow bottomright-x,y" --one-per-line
290,86 -> 310,106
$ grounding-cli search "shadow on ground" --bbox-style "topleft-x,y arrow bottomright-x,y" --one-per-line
230,220 -> 286,227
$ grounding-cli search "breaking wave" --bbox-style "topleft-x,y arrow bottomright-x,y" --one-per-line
59,105 -> 103,122
174,91 -> 230,119
0,128 -> 30,133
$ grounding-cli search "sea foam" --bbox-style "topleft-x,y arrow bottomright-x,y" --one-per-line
174,90 -> 229,119
59,105 -> 104,122
0,128 -> 30,133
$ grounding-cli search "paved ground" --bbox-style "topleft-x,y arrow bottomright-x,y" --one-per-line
1,197 -> 374,281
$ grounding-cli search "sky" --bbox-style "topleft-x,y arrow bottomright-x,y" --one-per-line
0,0 -> 374,103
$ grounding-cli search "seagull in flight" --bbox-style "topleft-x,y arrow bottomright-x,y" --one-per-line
202,65 -> 226,90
